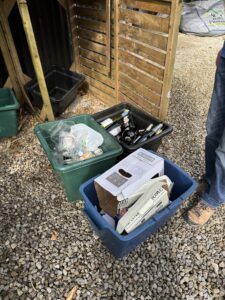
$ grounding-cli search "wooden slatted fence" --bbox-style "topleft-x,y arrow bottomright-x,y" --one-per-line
71,0 -> 182,118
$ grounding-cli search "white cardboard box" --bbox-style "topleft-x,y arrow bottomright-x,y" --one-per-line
94,148 -> 164,217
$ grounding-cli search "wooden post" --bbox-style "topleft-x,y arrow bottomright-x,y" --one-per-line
3,0 -> 16,17
17,0 -> 54,121
69,0 -> 80,72
114,0 -> 119,103
106,0 -> 111,76
57,0 -> 67,9
3,77 -> 13,88
159,0 -> 182,120
0,2 -> 35,111
0,23 -> 24,103
0,22 -> 34,112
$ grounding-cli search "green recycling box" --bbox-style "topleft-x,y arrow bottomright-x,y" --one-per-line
0,88 -> 20,138
34,115 -> 123,202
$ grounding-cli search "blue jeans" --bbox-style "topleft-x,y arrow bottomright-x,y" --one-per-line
202,56 -> 225,208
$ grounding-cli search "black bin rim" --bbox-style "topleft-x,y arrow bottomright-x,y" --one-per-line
24,65 -> 85,102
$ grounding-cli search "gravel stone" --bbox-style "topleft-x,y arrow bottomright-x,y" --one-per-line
11,243 -> 17,249
36,262 -> 42,270
0,34 -> 224,300
212,263 -> 219,275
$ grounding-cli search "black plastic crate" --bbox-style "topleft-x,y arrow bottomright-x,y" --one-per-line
92,102 -> 172,155
25,66 -> 85,116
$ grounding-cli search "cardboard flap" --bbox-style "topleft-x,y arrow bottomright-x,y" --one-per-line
95,148 -> 164,197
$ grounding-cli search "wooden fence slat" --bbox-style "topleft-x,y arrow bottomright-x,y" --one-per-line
80,48 -> 106,65
119,0 -> 171,14
119,72 -> 161,105
119,23 -> 168,51
90,86 -> 116,106
118,87 -> 160,116
76,18 -> 107,33
119,8 -> 169,34
79,38 -> 115,57
119,36 -> 166,66
80,57 -> 115,77
86,76 -> 116,96
118,91 -> 160,117
75,0 -> 106,9
80,57 -> 107,74
79,38 -> 106,55
75,6 -> 106,22
80,65 -> 115,88
78,29 -> 114,47
78,28 -> 106,44
119,49 -> 164,80
119,61 -> 162,94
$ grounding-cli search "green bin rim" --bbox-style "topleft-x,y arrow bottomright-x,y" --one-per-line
0,88 -> 20,111
34,114 -> 123,172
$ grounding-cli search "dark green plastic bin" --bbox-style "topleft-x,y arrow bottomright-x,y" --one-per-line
0,88 -> 20,138
34,115 -> 123,202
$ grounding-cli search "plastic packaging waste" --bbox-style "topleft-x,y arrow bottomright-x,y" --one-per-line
70,124 -> 104,152
49,122 -> 104,164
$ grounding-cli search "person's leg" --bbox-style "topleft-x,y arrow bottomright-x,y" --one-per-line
197,57 -> 225,195
187,57 -> 225,225
202,126 -> 225,208
187,128 -> 225,225
205,57 -> 225,183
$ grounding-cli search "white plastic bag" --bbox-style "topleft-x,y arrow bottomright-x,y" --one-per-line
180,0 -> 225,36
70,124 -> 104,152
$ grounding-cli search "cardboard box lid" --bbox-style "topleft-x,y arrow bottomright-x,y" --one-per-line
94,148 -> 164,200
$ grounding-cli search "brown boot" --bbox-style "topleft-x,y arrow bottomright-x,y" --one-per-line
196,179 -> 208,195
187,201 -> 215,226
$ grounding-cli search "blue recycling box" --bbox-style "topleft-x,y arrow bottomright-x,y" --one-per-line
79,154 -> 197,258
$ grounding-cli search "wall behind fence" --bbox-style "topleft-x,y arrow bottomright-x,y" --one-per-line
8,0 -> 73,79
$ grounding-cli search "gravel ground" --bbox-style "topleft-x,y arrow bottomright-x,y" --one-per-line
0,33 -> 225,300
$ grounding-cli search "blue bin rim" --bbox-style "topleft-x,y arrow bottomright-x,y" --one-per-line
79,154 -> 197,242
34,114 -> 123,172
0,88 -> 20,111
